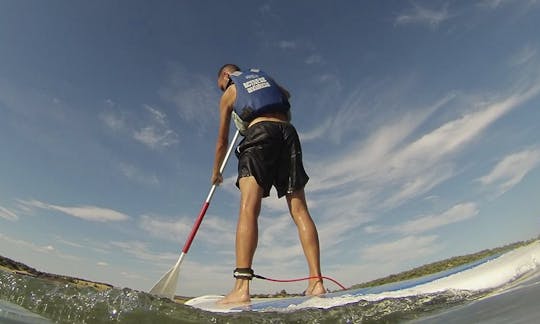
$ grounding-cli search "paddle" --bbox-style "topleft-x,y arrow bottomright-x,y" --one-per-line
150,130 -> 241,299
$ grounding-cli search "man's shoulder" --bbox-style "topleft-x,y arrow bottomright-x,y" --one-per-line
220,85 -> 237,108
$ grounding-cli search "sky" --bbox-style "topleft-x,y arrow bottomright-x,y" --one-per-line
1,0 -> 539,297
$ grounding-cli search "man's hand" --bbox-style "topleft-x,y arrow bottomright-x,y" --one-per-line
211,171 -> 223,185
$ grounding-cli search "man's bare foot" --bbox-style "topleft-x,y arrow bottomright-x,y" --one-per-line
305,280 -> 326,296
217,279 -> 251,305
217,290 -> 250,305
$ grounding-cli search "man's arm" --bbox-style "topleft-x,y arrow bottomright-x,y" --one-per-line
211,86 -> 235,184
278,85 -> 291,121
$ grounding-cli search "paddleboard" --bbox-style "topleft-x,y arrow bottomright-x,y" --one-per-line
185,252 -> 508,313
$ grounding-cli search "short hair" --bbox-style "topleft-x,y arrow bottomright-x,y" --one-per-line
217,63 -> 240,77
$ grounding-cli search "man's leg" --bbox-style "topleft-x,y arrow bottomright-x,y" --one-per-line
286,189 -> 326,295
218,176 -> 264,304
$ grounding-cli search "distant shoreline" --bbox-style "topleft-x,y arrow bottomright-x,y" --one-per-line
1,237 -> 538,301
0,255 -> 113,292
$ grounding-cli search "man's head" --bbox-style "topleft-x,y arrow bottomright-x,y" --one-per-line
217,64 -> 240,92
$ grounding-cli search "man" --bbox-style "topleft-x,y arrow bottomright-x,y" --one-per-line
212,64 -> 326,304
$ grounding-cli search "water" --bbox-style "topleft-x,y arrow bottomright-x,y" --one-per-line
1,242 -> 539,323
0,299 -> 51,323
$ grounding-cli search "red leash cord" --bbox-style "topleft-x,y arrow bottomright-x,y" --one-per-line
253,274 -> 347,291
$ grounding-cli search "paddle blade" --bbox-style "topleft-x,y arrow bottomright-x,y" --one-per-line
149,254 -> 184,299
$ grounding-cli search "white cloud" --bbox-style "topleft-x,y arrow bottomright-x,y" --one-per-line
395,202 -> 478,235
305,54 -> 323,65
138,212 -> 235,248
479,0 -> 540,9
298,118 -> 333,142
43,245 -> 55,251
0,232 -> 79,261
260,193 -> 292,213
395,3 -> 452,28
109,240 -> 177,263
478,148 -> 540,196
104,98 -> 116,107
110,241 -> 154,261
510,45 -> 537,67
133,127 -> 174,148
54,236 -> 84,248
144,104 -> 167,125
360,235 -> 441,263
401,89 -> 538,159
138,214 -> 189,242
197,215 -> 236,246
133,105 -> 179,149
308,80 -> 540,211
258,214 -> 293,247
0,206 -> 18,221
319,76 -> 432,144
382,163 -> 455,209
259,3 -> 271,15
100,110 -> 126,131
278,40 -> 297,50
120,271 -> 142,280
19,200 -> 129,222
118,162 -> 159,186
159,64 -> 218,133
383,83 -> 540,205
306,93 -> 452,194
364,202 -> 479,235
101,104 -> 178,149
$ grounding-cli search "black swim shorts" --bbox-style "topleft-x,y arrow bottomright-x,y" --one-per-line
235,121 -> 309,198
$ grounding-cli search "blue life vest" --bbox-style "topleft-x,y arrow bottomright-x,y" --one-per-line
229,69 -> 290,122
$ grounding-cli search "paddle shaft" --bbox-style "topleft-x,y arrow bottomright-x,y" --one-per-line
181,130 -> 240,254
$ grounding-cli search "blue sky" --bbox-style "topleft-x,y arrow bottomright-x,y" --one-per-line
1,0 -> 539,296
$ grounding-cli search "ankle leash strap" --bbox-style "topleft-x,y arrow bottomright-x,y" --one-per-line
233,268 -> 255,280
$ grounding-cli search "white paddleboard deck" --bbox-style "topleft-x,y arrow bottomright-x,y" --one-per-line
184,294 -> 314,313
184,295 -> 237,312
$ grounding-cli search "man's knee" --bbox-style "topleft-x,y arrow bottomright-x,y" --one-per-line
287,190 -> 309,216
239,177 -> 264,216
